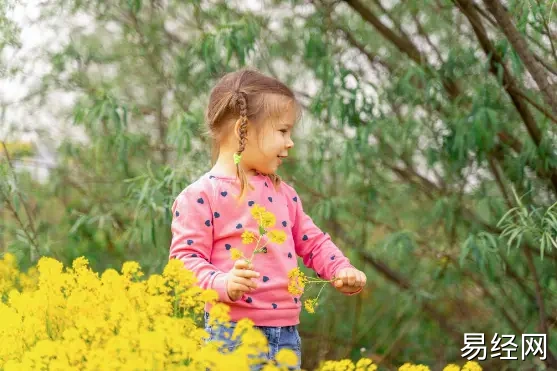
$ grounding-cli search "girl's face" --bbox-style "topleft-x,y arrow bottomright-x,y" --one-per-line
242,106 -> 296,175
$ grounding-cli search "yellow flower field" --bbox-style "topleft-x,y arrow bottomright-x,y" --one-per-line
0,253 -> 481,371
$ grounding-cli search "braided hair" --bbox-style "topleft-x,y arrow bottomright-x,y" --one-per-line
230,90 -> 253,199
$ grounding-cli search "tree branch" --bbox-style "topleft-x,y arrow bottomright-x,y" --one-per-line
1,142 -> 40,261
482,0 -> 557,116
454,0 -> 557,196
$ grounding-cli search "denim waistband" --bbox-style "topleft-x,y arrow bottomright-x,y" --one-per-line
204,311 -> 298,332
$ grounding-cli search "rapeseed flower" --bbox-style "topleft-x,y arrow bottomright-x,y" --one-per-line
242,231 -> 256,244
230,248 -> 244,261
462,361 -> 482,371
287,267 -> 307,296
268,230 -> 286,244
0,253 -> 481,371
304,298 -> 318,314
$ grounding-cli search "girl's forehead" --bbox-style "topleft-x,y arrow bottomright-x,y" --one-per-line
274,102 -> 298,126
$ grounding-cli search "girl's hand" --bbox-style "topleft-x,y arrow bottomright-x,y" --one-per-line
333,268 -> 366,294
226,259 -> 260,301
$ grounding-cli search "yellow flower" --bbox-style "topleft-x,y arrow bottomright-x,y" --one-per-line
121,261 -> 144,279
399,363 -> 431,371
356,357 -> 378,371
462,361 -> 482,371
249,204 -> 276,228
231,318 -> 255,340
275,348 -> 299,367
206,303 -> 232,332
287,268 -> 307,296
304,298 -> 317,314
443,365 -> 460,371
318,359 -> 355,370
260,212 -> 276,228
250,204 -> 266,220
268,230 -> 286,244
230,248 -> 244,260
0,253 -> 460,370
241,231 -> 256,244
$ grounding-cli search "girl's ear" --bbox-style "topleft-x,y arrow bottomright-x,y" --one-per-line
233,118 -> 242,141
233,118 -> 249,141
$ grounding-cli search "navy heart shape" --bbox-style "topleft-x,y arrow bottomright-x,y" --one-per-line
263,276 -> 269,282
191,254 -> 197,257
187,239 -> 193,245
248,201 -> 254,206
330,255 -> 335,260
197,198 -> 204,204
205,220 -> 211,227
294,298 -> 298,303
210,271 -> 215,276
175,210 -> 180,217
209,175 -> 215,179
309,252 -> 313,259
293,196 -> 297,202
236,223 -> 242,229
214,212 -> 220,218
288,252 -> 292,258
264,182 -> 268,187
268,197 -> 273,202
225,244 -> 231,250
272,303 -> 277,309
221,191 -> 227,197
246,297 -> 253,303
302,235 -> 308,241
282,221 -> 287,227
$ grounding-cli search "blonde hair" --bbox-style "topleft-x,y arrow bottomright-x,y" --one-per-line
204,67 -> 302,201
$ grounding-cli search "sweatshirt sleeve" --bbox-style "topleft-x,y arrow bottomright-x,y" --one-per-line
169,187 -> 235,303
290,189 -> 362,296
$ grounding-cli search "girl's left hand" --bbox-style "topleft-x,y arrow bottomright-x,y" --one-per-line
333,268 -> 367,294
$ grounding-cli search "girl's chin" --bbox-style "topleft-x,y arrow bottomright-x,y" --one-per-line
255,166 -> 278,175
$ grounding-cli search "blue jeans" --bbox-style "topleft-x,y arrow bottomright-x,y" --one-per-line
203,311 -> 302,370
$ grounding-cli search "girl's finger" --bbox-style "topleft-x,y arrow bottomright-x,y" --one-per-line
355,272 -> 363,287
360,272 -> 367,287
233,269 -> 260,279
231,276 -> 258,290
338,269 -> 348,284
340,286 -> 357,294
234,259 -> 251,270
229,280 -> 252,293
346,272 -> 356,286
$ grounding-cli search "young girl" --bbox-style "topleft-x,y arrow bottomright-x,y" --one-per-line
169,68 -> 366,370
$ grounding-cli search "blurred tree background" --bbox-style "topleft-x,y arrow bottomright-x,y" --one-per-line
1,0 -> 557,369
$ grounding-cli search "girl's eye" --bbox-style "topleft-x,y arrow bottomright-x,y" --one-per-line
280,129 -> 288,133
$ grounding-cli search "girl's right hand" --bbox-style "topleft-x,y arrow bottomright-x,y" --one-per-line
226,259 -> 260,301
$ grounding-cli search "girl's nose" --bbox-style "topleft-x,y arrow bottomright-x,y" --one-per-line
286,138 -> 294,148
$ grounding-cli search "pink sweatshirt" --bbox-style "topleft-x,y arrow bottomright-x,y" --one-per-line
169,172 -> 360,326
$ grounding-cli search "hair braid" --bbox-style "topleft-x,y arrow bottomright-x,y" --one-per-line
232,91 -> 253,200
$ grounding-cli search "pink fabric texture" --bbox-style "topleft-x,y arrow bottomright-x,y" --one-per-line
169,172 -> 360,326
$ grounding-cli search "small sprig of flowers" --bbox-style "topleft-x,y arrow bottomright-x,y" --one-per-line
229,204 -> 287,265
288,267 -> 335,314
228,203 -> 331,314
